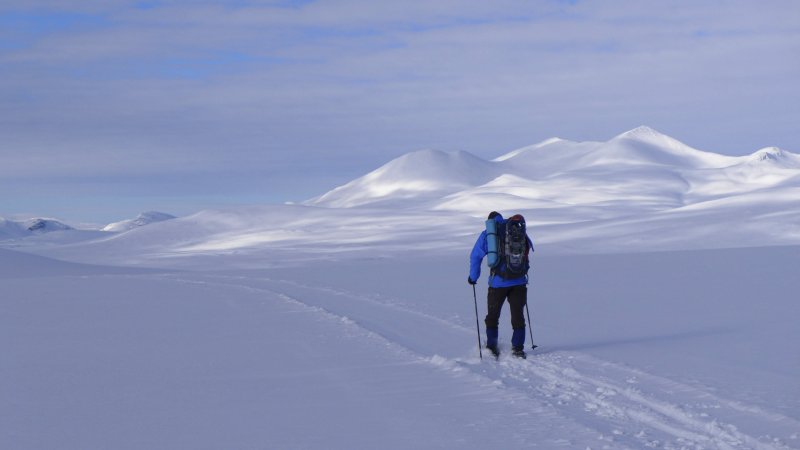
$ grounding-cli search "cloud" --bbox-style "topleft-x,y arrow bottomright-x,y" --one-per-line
1,0 -> 799,220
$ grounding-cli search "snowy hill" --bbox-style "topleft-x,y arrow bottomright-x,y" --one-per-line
590,125 -> 737,168
103,211 -> 176,232
24,218 -> 73,233
309,149 -> 501,208
10,126 -> 798,265
0,217 -> 73,240
310,126 -> 799,217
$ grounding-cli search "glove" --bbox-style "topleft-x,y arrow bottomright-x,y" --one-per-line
467,276 -> 477,285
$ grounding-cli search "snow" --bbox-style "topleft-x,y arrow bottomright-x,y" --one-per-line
2,126 -> 800,449
0,217 -> 73,240
309,149 -> 501,208
102,211 -> 176,232
2,245 -> 798,449
308,126 -> 800,230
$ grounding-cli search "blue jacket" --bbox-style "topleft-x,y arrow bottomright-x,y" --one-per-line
469,214 -> 534,288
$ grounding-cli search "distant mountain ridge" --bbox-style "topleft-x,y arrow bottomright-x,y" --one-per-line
0,217 -> 73,240
1,212 -> 177,242
307,126 -> 799,214
4,127 -> 799,261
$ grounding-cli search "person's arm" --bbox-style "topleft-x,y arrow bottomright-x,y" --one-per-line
469,231 -> 488,283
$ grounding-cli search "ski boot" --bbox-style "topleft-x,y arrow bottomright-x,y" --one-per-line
486,328 -> 500,359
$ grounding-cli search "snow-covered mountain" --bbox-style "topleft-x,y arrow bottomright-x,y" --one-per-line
8,126 -> 798,265
25,218 -> 73,233
308,126 -> 800,216
0,217 -> 73,240
309,149 -> 502,208
103,211 -> 176,232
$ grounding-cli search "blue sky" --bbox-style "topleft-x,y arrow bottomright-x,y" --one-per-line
2,0 -> 799,223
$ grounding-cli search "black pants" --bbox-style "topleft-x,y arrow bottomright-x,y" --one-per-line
485,285 -> 527,330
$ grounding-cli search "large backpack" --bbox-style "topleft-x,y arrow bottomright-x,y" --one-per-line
489,214 -> 529,280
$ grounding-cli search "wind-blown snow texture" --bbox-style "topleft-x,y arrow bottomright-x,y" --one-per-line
2,127 -> 799,449
102,211 -> 176,232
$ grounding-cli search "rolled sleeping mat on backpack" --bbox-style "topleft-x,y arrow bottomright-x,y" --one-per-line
485,219 -> 500,268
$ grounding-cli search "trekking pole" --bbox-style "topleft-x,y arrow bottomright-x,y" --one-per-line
525,301 -> 536,350
472,284 -> 482,360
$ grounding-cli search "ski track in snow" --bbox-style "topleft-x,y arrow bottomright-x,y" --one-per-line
164,272 -> 799,450
493,356 -> 798,450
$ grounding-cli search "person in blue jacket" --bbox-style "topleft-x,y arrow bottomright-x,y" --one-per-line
468,211 -> 534,358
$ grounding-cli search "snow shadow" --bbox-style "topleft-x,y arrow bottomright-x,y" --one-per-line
539,326 -> 736,354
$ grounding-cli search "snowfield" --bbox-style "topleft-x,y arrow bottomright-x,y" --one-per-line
2,127 -> 799,449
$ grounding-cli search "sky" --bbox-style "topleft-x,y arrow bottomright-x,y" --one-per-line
1,0 -> 799,224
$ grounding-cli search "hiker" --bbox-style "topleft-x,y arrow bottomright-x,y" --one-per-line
468,211 -> 534,358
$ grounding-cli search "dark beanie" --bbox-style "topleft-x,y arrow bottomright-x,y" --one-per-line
487,211 -> 500,219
